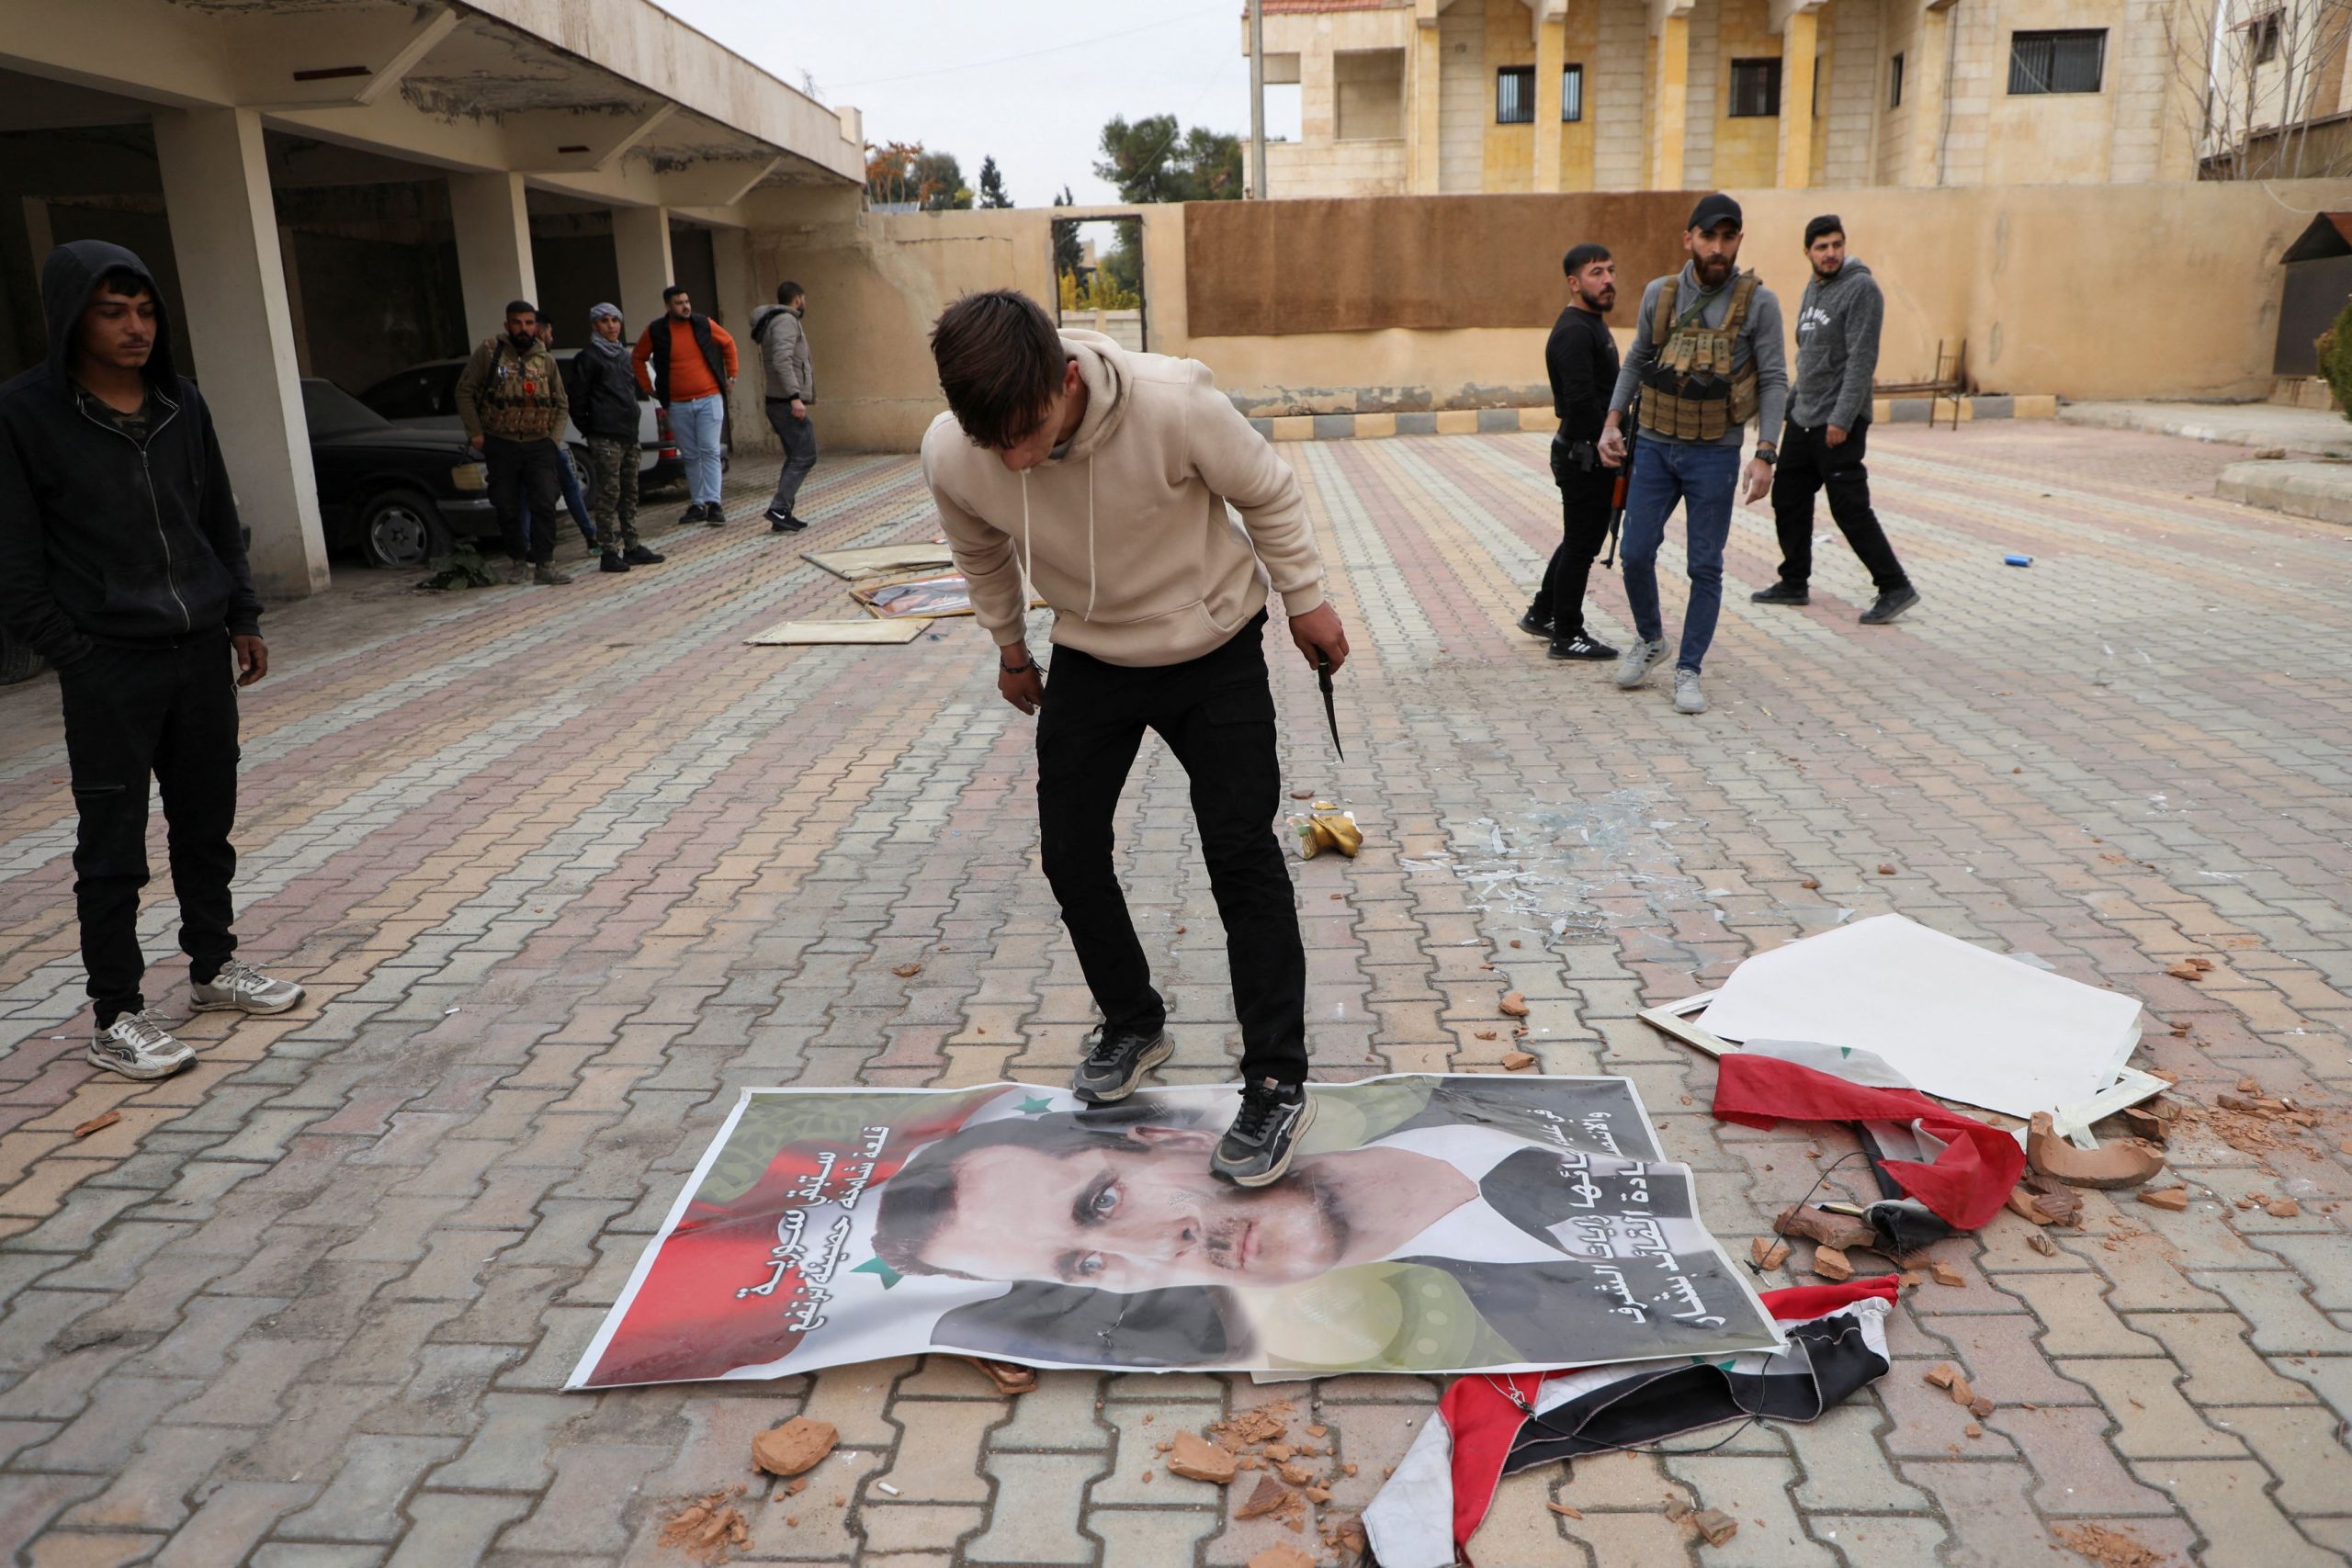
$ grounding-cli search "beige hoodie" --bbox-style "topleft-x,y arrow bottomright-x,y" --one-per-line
922,331 -> 1326,669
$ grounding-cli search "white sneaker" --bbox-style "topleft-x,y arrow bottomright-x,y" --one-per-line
1674,668 -> 1708,715
89,1011 -> 196,1080
1614,637 -> 1668,689
190,958 -> 307,1015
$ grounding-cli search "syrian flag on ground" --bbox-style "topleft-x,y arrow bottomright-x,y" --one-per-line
1711,1041 -> 2027,1243
1363,1277 -> 1898,1568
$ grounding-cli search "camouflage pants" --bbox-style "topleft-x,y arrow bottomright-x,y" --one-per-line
585,434 -> 639,551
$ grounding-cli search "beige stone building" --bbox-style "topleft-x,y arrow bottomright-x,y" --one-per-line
1246,0 -> 2211,197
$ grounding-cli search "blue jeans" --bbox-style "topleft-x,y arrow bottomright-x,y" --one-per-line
671,393 -> 725,506
1619,439 -> 1740,673
519,446 -> 596,547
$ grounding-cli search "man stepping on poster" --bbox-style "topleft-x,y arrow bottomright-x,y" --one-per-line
922,289 -> 1349,1187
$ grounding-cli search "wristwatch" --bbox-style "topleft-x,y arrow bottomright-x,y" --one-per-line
1753,446 -> 1779,465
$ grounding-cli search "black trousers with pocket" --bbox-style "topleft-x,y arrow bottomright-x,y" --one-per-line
1035,611 -> 1308,1086
1529,436 -> 1618,637
1769,421 -> 1910,593
483,434 -> 563,564
58,633 -> 241,1019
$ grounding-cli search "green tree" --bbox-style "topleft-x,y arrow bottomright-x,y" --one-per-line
977,155 -> 1012,209
1092,116 -> 1245,205
913,150 -> 971,211
1050,186 -> 1082,280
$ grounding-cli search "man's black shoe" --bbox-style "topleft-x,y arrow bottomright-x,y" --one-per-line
623,545 -> 666,565
1860,586 -> 1920,625
599,552 -> 630,573
767,507 -> 808,533
1071,1023 -> 1172,1105
704,503 -> 728,527
677,504 -> 706,526
1212,1077 -> 1316,1187
1516,609 -> 1553,639
1547,631 -> 1618,661
1750,581 -> 1809,605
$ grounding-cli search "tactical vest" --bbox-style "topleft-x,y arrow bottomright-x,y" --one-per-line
478,338 -> 564,442
1637,272 -> 1760,442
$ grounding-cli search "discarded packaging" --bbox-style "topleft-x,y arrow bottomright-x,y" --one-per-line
1289,811 -> 1362,859
2004,554 -> 2032,567
2028,1111 -> 2167,1190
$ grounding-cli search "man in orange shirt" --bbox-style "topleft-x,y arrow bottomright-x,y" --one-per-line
631,284 -> 737,525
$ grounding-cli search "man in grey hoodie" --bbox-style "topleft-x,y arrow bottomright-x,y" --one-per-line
752,282 -> 817,532
1753,216 -> 1917,624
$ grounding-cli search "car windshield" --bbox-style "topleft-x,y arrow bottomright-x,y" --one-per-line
302,379 -> 392,436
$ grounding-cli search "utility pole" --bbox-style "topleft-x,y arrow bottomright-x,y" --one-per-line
1250,0 -> 1268,199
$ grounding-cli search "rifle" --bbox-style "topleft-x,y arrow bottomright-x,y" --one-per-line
1600,392 -> 1637,569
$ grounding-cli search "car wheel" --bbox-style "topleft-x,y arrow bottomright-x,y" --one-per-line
360,489 -> 451,570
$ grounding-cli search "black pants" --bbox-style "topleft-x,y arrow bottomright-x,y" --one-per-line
1529,437 -> 1616,637
765,400 -> 819,517
1769,422 -> 1909,592
1035,612 -> 1307,1086
59,634 -> 241,1020
483,435 -> 562,564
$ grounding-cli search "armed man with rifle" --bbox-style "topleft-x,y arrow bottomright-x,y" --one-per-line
1518,243 -> 1621,663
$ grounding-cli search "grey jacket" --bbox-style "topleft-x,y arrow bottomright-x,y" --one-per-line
1609,263 -> 1788,449
752,304 -> 813,403
1789,258 -> 1882,432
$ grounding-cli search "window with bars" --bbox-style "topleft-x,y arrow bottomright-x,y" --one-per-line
1497,64 -> 1535,123
2008,28 -> 2106,95
1728,57 -> 1781,118
1562,63 -> 1584,122
1889,51 -> 1905,108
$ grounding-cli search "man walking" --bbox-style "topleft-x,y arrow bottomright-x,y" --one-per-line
569,303 -> 665,574
752,281 -> 818,534
632,284 -> 736,526
922,289 -> 1347,1187
1518,243 -> 1621,663
1753,216 -> 1919,624
1598,193 -> 1787,716
454,299 -> 572,586
0,241 -> 306,1080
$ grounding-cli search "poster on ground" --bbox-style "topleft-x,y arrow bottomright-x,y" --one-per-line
568,1076 -> 1782,1388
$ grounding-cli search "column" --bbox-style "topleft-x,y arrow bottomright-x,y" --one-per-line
152,106 -> 329,600
1652,10 -> 1690,190
610,203 -> 675,328
447,171 -> 537,339
1777,6 -> 1819,188
708,225 -> 766,456
1413,16 -> 1443,193
1534,8 -> 1566,192
1905,1 -> 1952,187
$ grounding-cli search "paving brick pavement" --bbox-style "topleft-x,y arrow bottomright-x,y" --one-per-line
1,423 -> 2348,1566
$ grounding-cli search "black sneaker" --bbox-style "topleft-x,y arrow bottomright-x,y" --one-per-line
1547,631 -> 1618,661
677,504 -> 705,526
767,508 -> 808,533
1750,581 -> 1810,605
1860,586 -> 1920,625
600,552 -> 630,573
622,545 -> 666,565
703,504 -> 728,527
1071,1023 -> 1172,1105
1517,609 -> 1553,639
1212,1077 -> 1316,1187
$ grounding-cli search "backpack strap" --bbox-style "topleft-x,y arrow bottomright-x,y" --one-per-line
1652,276 -> 1679,351
1723,272 -> 1760,340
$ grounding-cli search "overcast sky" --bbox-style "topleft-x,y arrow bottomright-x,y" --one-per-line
650,0 -> 1298,206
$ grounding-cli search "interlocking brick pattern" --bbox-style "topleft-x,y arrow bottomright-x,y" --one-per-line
0,423 -> 2346,1566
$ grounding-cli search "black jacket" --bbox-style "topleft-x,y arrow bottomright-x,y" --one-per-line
0,241 -> 261,667
1544,304 -> 1619,446
566,341 -> 640,442
639,312 -> 728,408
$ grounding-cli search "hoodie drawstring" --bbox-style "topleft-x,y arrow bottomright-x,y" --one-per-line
1083,457 -> 1097,623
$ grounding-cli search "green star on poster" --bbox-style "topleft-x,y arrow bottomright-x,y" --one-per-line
853,1257 -> 901,1289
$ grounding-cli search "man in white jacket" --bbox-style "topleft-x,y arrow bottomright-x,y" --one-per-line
922,289 -> 1350,1187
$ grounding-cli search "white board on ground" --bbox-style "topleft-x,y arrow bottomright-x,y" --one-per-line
1693,914 -> 2142,1121
803,544 -> 956,581
745,619 -> 929,646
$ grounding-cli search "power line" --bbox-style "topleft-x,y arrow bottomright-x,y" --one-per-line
829,5 -> 1230,91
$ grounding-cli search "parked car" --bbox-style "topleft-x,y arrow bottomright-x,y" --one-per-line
356,349 -> 726,501
302,378 -> 501,570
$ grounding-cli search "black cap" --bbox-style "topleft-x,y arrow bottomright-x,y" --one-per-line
1804,213 -> 1845,247
1686,193 -> 1742,233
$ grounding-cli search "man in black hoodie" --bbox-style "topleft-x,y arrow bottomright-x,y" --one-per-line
1518,243 -> 1621,663
0,242 -> 307,1081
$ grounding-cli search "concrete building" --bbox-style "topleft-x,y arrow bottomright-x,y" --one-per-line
0,0 -> 863,602
2200,0 -> 2352,178
1243,0 -> 2211,197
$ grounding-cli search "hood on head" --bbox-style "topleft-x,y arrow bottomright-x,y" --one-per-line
1053,329 -> 1130,463
40,239 -> 177,389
